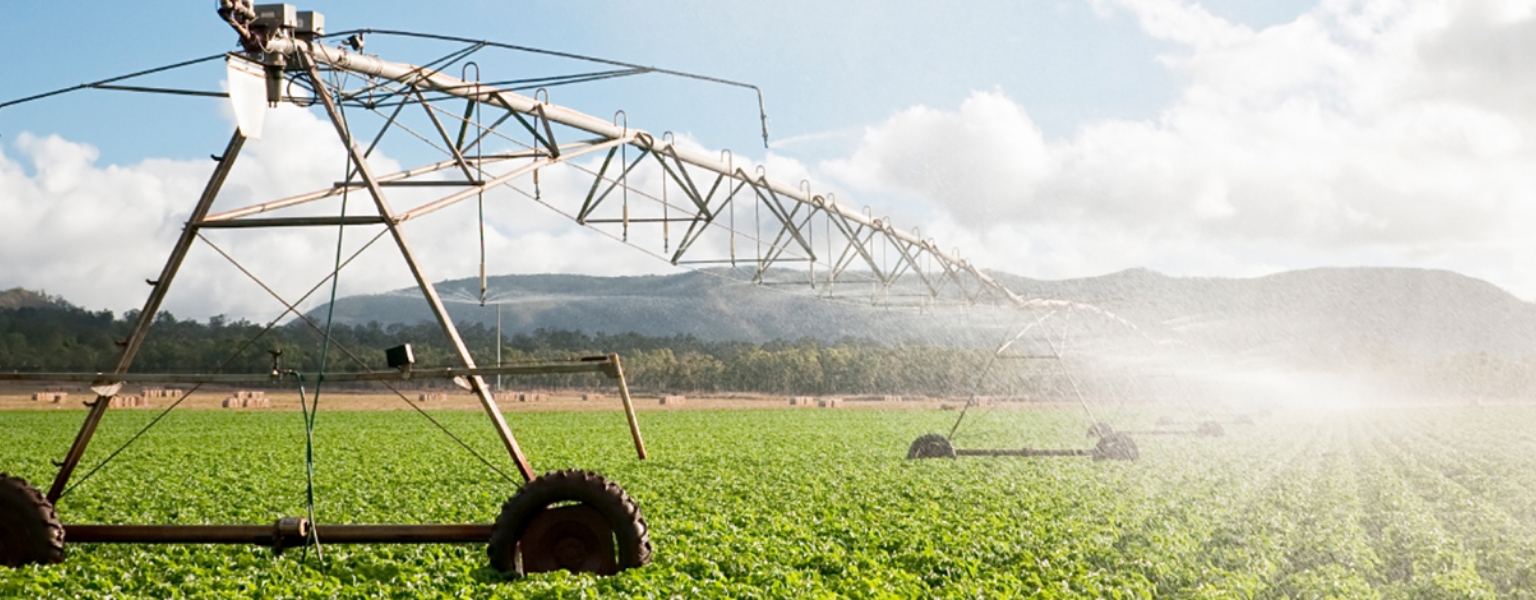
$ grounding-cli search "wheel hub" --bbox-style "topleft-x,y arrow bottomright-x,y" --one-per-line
518,504 -> 617,575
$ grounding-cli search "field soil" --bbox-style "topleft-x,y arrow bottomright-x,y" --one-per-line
0,389 -> 976,412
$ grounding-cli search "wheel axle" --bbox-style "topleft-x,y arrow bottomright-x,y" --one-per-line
62,522 -> 495,554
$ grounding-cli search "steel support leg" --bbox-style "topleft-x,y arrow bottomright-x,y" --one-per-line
47,130 -> 247,503
609,354 -> 648,460
306,62 -> 535,482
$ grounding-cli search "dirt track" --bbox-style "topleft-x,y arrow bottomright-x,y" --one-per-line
0,385 -> 966,412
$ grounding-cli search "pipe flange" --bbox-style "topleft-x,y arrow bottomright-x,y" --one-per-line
271,516 -> 310,556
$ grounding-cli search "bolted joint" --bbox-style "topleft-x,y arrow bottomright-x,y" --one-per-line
270,516 -> 310,556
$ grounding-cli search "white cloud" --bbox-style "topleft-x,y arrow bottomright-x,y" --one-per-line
0,104 -> 681,321
820,0 -> 1536,296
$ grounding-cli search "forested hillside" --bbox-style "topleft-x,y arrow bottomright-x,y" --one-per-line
0,291 -> 993,396
6,277 -> 1536,401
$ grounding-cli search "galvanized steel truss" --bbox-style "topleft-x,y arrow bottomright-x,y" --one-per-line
211,36 -> 1036,310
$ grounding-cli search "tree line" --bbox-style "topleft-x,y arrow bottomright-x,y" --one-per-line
0,301 -> 1000,396
6,294 -> 1530,401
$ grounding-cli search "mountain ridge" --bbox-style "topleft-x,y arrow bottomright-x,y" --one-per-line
303,266 -> 1536,362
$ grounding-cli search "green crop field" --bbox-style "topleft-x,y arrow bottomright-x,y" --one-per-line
4,406 -> 1536,598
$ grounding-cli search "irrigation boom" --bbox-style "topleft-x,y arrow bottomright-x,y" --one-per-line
0,1 -> 1142,577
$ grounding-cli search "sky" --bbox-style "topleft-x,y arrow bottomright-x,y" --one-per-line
3,0 -> 1536,321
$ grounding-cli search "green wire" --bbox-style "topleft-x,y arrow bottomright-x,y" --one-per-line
290,371 -> 322,563
294,67 -> 356,566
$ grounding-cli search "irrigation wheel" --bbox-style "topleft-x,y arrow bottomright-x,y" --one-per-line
1196,421 -> 1226,437
906,433 -> 956,459
488,470 -> 651,576
1093,433 -> 1139,462
0,474 -> 65,567
1086,422 -> 1116,437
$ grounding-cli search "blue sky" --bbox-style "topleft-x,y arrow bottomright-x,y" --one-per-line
4,1 -> 1536,319
1,1 -> 1306,164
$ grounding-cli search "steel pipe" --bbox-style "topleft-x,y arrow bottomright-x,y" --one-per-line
0,356 -> 624,385
66,524 -> 282,545
954,448 -> 1094,457
65,523 -> 493,545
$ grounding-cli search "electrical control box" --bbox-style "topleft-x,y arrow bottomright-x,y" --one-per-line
251,4 -> 296,30
296,10 -> 324,36
386,344 -> 416,371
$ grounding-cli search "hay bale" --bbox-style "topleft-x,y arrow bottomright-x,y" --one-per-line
581,393 -> 603,401
222,397 -> 240,408
659,395 -> 686,406
818,397 -> 843,408
883,395 -> 902,403
108,395 -> 147,408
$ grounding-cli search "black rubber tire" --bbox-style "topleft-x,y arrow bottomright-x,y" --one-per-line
487,470 -> 651,576
1086,422 -> 1115,437
906,433 -> 955,459
1196,421 -> 1226,437
1093,432 -> 1139,462
0,474 -> 65,568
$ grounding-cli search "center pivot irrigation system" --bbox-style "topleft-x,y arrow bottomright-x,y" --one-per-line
0,1 -> 1141,575
905,310 -> 1264,463
907,310 -> 1146,462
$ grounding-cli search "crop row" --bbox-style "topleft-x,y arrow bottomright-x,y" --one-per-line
4,406 -> 1536,597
